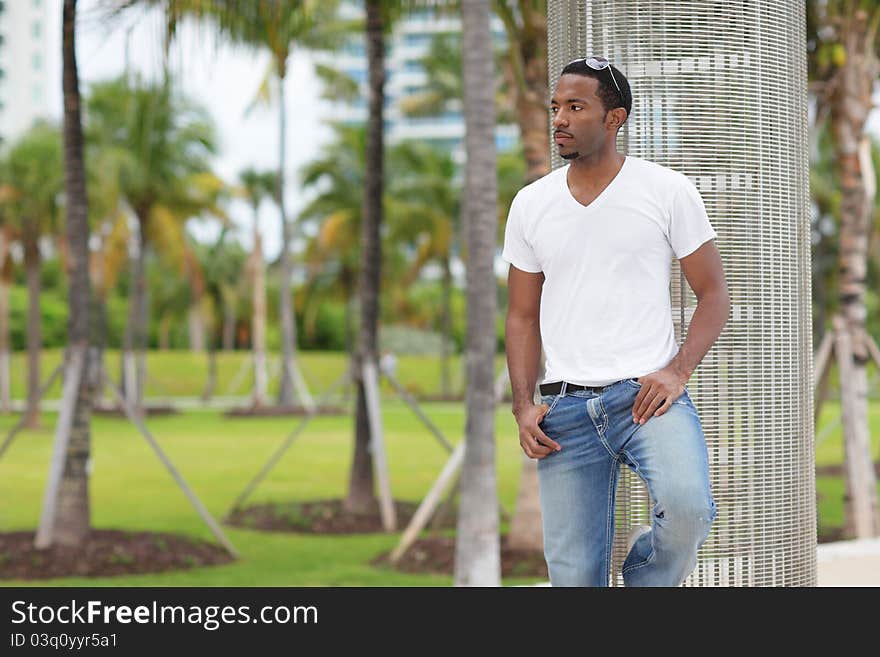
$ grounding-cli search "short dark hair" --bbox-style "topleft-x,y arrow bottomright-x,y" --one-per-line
560,59 -> 632,126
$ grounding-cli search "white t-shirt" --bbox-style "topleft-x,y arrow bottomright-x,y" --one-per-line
501,155 -> 718,386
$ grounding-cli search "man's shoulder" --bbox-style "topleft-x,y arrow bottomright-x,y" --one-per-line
513,165 -> 568,203
631,156 -> 695,190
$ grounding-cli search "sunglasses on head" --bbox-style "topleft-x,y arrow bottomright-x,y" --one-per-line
568,55 -> 625,108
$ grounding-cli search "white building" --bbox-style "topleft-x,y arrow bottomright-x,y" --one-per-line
0,0 -> 55,148
325,1 -> 519,163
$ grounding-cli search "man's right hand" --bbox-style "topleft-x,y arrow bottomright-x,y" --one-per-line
514,403 -> 562,459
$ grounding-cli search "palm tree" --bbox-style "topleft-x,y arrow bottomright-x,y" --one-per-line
809,0 -> 880,537
0,122 -> 63,429
397,31 -> 465,118
418,1 -> 549,183
390,13 -> 546,550
345,0 -> 391,514
174,0 -> 341,406
198,229 -> 248,400
298,126 -> 443,353
85,75 -> 218,414
298,124 -> 368,357
83,136 -> 140,407
386,141 -> 460,397
43,0 -> 93,547
0,223 -> 11,413
239,167 -> 277,407
454,0 -> 501,586
146,171 -> 230,379
493,0 -> 549,184
810,118 -> 842,346
149,256 -> 191,349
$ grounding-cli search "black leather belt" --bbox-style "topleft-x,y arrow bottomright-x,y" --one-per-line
539,380 -> 622,396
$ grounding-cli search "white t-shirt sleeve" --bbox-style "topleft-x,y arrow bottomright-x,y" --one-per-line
667,177 -> 718,259
501,193 -> 542,273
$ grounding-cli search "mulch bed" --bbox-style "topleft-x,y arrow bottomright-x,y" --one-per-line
417,394 -> 466,403
815,462 -> 880,543
371,535 -> 549,579
226,499 -> 548,577
92,403 -> 178,417
224,405 -> 348,417
225,499 -> 456,534
816,462 -> 880,477
818,527 -> 846,543
0,529 -> 234,580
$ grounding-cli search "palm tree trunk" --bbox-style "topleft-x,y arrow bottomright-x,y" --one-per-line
23,224 -> 41,429
812,232 -> 827,345
188,305 -> 205,351
342,267 -> 354,354
158,314 -> 171,350
0,232 -> 10,413
454,0 -> 501,587
440,257 -> 452,398
201,344 -> 217,401
276,65 -> 299,407
121,305 -> 132,398
222,302 -> 235,350
93,296 -> 108,408
125,210 -> 149,415
496,1 -> 550,184
828,10 -> 880,538
187,251 -> 206,352
342,273 -> 354,406
503,0 -> 552,551
345,0 -> 384,514
518,53 -> 551,184
252,221 -> 268,407
507,351 -> 546,551
54,0 -> 93,546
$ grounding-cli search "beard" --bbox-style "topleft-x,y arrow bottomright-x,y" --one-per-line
560,150 -> 580,160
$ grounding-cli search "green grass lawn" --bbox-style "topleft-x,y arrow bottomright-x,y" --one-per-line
0,399 -> 533,586
4,349 -> 507,401
1,350 -> 878,586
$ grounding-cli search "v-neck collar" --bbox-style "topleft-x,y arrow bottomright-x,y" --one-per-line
563,155 -> 629,214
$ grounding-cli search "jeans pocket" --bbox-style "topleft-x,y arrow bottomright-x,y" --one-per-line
539,394 -> 562,422
625,377 -> 642,388
673,388 -> 692,406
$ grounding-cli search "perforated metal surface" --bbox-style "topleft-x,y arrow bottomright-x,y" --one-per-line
546,0 -> 816,586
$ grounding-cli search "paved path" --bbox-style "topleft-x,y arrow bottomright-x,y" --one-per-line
524,538 -> 880,586
817,537 -> 880,586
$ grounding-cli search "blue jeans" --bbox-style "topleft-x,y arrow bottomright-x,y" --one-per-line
537,378 -> 717,587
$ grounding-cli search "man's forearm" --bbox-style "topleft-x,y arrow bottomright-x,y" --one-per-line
668,290 -> 730,382
506,316 -> 542,415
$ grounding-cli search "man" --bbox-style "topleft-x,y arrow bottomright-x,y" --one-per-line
502,57 -> 730,587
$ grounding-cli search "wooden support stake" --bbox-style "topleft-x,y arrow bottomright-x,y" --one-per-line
429,469 -> 461,532
224,356 -> 253,397
813,330 -> 834,394
34,347 -> 85,548
813,330 -> 834,428
363,358 -> 396,532
0,363 -> 63,461
863,330 -> 880,371
390,441 -> 465,564
493,366 -> 509,403
225,367 -> 351,517
833,315 -> 877,538
106,377 -> 239,558
380,367 -> 453,453
292,361 -> 317,412
123,350 -> 138,409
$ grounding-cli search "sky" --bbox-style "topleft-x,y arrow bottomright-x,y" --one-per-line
45,0 -> 335,260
